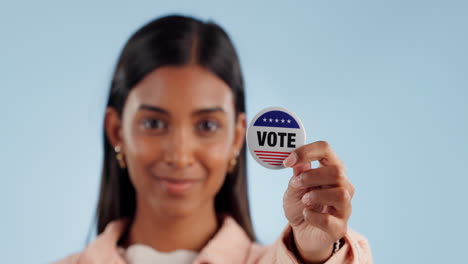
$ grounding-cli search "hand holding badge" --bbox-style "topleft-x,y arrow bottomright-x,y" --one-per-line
246,107 -> 354,263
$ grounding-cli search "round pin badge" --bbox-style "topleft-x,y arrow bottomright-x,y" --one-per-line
246,107 -> 306,169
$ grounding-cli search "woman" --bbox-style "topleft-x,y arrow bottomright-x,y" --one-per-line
55,15 -> 372,264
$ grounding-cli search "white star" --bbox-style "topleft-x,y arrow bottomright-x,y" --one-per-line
287,119 -> 291,123
275,119 -> 279,122
281,119 -> 285,123
263,118 -> 267,122
269,118 -> 273,122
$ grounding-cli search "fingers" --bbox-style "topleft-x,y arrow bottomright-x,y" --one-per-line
303,209 -> 348,239
290,163 -> 354,194
301,187 -> 352,218
284,141 -> 342,168
293,162 -> 311,177
283,140 -> 353,241
301,165 -> 344,186
300,165 -> 354,194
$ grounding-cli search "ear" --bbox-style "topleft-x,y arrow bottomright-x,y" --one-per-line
232,112 -> 247,157
105,107 -> 124,150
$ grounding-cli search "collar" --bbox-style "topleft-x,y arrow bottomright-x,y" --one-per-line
94,215 -> 253,264
194,216 -> 252,263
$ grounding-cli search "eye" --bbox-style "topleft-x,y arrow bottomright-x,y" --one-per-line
197,120 -> 220,133
141,118 -> 166,131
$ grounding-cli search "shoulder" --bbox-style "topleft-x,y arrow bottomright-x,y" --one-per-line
52,219 -> 129,264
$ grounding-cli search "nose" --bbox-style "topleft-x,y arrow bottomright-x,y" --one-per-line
162,128 -> 195,168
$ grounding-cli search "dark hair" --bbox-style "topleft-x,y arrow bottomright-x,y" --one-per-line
94,15 -> 255,241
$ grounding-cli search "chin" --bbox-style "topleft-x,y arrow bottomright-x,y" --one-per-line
150,196 -> 210,218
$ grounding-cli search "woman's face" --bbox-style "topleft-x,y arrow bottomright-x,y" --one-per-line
106,64 -> 245,216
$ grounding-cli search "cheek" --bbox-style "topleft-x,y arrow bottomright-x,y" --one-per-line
122,126 -> 162,187
197,142 -> 231,188
125,129 -> 157,164
202,145 -> 230,170
122,114 -> 163,163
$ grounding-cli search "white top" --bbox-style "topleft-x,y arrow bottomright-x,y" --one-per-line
118,244 -> 198,264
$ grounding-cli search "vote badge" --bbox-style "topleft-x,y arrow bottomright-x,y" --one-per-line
246,107 -> 306,169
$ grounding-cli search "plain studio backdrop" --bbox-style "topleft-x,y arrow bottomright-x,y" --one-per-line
1,0 -> 467,263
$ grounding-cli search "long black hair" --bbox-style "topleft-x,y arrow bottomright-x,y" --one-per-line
95,14 -> 255,241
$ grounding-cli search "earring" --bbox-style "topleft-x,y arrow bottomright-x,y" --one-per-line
228,157 -> 238,173
114,145 -> 127,168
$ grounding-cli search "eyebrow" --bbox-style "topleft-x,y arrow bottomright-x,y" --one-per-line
192,107 -> 225,116
138,104 -> 169,115
138,104 -> 226,116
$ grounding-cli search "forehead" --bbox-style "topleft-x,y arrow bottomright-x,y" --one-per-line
126,64 -> 234,112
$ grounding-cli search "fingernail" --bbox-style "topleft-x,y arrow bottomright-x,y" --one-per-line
291,176 -> 303,188
301,192 -> 311,205
283,152 -> 297,168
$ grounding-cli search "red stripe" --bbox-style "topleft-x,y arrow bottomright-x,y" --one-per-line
254,150 -> 291,154
256,154 -> 289,157
260,158 -> 285,161
266,162 -> 283,165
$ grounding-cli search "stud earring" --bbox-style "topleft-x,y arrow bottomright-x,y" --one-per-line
228,157 -> 238,173
114,145 -> 126,169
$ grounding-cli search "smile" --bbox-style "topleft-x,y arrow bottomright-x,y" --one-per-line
152,176 -> 201,195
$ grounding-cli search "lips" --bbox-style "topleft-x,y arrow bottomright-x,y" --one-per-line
152,177 -> 201,195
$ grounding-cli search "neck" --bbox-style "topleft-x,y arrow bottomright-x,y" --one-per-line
125,197 -> 219,252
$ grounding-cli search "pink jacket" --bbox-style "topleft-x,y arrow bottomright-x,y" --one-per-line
54,216 -> 372,263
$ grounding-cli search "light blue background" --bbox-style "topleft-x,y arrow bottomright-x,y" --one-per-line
1,0 -> 467,263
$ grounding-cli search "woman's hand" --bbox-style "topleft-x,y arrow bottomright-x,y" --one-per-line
283,141 -> 354,263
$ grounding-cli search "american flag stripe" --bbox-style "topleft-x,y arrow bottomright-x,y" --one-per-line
261,160 -> 284,163
256,153 -> 288,165
256,154 -> 289,158
255,150 -> 290,165
254,150 -> 291,154
261,159 -> 285,163
256,154 -> 288,159
258,157 -> 285,160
